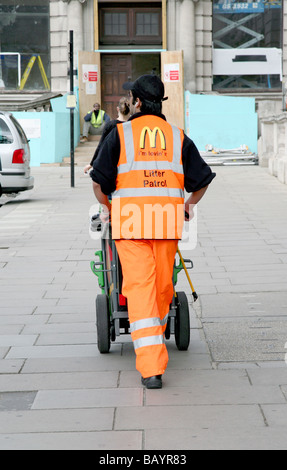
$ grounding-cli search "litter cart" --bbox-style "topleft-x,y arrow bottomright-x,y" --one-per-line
90,222 -> 197,354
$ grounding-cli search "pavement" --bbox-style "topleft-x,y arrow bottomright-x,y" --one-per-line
0,163 -> 287,450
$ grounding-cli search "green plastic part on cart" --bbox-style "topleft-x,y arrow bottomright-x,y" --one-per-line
90,250 -> 105,294
173,257 -> 184,286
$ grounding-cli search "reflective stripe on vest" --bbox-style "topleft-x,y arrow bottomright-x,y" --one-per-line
118,121 -> 183,175
113,187 -> 184,199
91,110 -> 104,128
112,116 -> 185,239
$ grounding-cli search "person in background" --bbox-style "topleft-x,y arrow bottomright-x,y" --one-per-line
84,97 -> 130,174
80,103 -> 110,143
87,97 -> 131,232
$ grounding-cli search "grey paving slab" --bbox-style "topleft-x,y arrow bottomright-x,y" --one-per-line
0,408 -> 115,433
0,315 -> 50,325
248,367 -> 287,386
144,383 -> 285,406
0,335 -> 37,347
0,371 -> 119,392
217,283 -> 287,293
0,360 -> 24,374
35,332 -> 96,345
0,391 -> 37,411
0,325 -> 23,336
144,426 -> 287,450
6,344 -> 113,359
262,404 -> 287,427
45,314 -> 94,324
0,301 -> 35,318
32,388 -> 143,410
0,431 -> 143,450
21,356 -> 135,374
34,304 -> 95,315
22,322 -> 95,334
114,404 -> 264,430
0,348 -> 9,359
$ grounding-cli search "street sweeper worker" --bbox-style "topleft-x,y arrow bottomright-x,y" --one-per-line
90,74 -> 215,389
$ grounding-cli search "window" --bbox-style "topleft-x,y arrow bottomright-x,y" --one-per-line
136,12 -> 159,36
0,118 -> 13,144
10,116 -> 28,145
212,0 -> 283,91
104,12 -> 128,36
100,5 -> 162,45
0,0 -> 50,91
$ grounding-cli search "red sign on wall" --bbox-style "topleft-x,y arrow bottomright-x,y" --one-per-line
164,63 -> 180,82
89,71 -> 98,82
169,70 -> 179,81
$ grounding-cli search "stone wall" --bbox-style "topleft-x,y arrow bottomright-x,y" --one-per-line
195,0 -> 212,93
50,0 -> 68,93
259,114 -> 287,184
49,0 -> 92,93
257,1 -> 287,184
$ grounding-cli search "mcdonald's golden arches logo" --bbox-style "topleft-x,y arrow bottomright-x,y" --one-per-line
140,126 -> 166,150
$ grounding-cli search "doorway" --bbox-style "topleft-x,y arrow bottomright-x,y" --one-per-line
101,55 -> 132,119
101,53 -> 161,119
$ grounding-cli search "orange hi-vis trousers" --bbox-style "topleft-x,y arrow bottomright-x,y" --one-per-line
115,239 -> 179,378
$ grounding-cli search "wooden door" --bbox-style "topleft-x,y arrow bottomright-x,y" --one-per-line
101,54 -> 132,120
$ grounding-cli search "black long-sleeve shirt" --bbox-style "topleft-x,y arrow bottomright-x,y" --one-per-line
90,119 -> 123,166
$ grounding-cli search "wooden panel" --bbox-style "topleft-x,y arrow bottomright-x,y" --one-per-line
78,51 -> 101,134
161,50 -> 184,129
94,0 -> 99,50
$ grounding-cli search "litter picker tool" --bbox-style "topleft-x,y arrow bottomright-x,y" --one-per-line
177,248 -> 198,301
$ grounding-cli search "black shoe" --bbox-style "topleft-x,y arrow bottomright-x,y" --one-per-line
141,375 -> 162,389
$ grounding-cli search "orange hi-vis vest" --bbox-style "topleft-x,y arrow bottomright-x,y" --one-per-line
111,115 -> 185,240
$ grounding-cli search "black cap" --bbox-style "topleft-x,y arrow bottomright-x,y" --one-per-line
123,74 -> 168,104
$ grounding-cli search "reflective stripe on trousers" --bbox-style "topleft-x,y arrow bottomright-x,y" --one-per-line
115,239 -> 178,378
131,314 -> 169,350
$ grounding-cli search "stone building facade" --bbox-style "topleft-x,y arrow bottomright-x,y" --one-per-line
50,0 -> 286,112
1,0 -> 286,179
49,0 -> 287,182
50,0 -> 216,96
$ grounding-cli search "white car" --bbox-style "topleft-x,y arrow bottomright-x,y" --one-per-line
0,111 -> 34,196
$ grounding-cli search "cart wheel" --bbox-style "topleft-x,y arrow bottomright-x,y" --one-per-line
175,291 -> 190,351
96,294 -> 111,353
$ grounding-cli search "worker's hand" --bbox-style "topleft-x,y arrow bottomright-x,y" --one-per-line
100,204 -> 111,224
84,164 -> 92,174
100,211 -> 110,224
184,203 -> 194,221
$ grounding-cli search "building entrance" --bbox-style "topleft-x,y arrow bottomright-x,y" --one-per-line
101,53 -> 161,119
